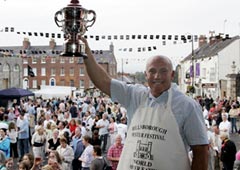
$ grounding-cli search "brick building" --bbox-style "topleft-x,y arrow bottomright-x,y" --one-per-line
0,38 -> 117,91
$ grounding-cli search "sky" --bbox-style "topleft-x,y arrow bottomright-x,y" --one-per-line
0,0 -> 240,73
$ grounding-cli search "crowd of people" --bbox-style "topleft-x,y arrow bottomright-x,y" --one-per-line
0,95 -> 127,170
196,95 -> 240,170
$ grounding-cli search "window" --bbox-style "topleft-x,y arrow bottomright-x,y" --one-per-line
14,64 -> 20,71
70,80 -> 74,87
3,64 -> 10,71
202,68 -> 206,79
32,57 -> 37,64
69,57 -> 74,63
60,80 -> 65,86
70,67 -> 74,76
80,67 -> 85,76
41,57 -> 46,63
51,68 -> 56,76
41,80 -> 46,86
41,68 -> 46,76
80,80 -> 84,88
33,68 -> 37,76
24,68 -> 28,76
51,57 -> 56,63
209,68 -> 216,82
60,57 -> 65,63
60,68 -> 65,76
32,80 -> 37,88
23,58 -> 28,64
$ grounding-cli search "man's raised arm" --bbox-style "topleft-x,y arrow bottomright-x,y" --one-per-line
81,38 -> 111,96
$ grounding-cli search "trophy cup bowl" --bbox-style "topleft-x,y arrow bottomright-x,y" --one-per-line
55,0 -> 96,57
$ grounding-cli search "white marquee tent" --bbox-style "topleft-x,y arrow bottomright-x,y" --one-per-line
34,85 -> 76,99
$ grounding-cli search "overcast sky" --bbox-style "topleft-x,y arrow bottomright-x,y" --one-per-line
0,0 -> 239,73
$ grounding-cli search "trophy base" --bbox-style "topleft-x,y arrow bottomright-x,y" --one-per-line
60,51 -> 87,58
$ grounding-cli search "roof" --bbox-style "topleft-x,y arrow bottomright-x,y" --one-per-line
181,36 -> 240,62
0,44 -> 116,64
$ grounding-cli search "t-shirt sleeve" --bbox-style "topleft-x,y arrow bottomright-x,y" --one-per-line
110,79 -> 133,108
111,79 -> 148,107
183,101 -> 209,146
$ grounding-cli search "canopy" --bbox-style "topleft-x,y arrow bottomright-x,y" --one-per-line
34,85 -> 75,99
0,87 -> 34,99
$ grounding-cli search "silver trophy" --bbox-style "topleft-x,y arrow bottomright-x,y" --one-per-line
55,0 -> 96,57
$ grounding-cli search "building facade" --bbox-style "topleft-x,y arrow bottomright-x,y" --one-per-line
0,38 -> 117,92
179,35 -> 240,100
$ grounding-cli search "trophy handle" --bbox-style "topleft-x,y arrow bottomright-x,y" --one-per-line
54,10 -> 63,27
85,10 -> 96,29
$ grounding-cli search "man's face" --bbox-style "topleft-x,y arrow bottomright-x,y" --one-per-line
145,56 -> 174,97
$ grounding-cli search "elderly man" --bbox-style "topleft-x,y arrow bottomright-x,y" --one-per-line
81,38 -> 208,170
107,135 -> 124,170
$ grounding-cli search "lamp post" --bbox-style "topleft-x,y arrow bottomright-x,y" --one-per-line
190,34 -> 195,95
121,58 -> 124,81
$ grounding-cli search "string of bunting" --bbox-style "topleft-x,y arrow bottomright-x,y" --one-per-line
0,26 -> 232,54
1,26 -> 222,42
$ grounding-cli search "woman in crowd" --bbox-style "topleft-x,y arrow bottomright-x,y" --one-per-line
69,119 -> 77,137
7,122 -> 18,158
47,150 -> 63,170
31,126 -> 46,158
21,153 -> 34,170
108,117 -> 118,146
79,135 -> 94,170
5,157 -> 14,170
18,161 -> 30,170
47,129 -> 60,153
0,128 -> 10,158
56,137 -> 74,170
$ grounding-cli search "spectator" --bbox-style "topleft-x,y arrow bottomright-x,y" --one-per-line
31,126 -> 46,158
47,129 -> 60,153
72,127 -> 84,170
108,117 -> 118,146
96,113 -> 109,153
220,132 -> 237,170
219,113 -> 231,137
47,150 -> 63,170
116,117 -> 127,144
5,157 -> 14,170
56,137 -> 74,170
22,153 -> 34,170
107,135 -> 123,170
7,122 -> 18,158
79,135 -> 94,170
90,130 -> 101,147
16,111 -> 29,159
90,145 -> 105,170
0,128 -> 10,158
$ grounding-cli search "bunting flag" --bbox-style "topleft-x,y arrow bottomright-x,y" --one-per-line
0,26 -> 233,49
28,65 -> 35,77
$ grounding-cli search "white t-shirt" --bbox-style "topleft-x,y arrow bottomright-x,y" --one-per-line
96,119 -> 109,135
116,123 -> 127,144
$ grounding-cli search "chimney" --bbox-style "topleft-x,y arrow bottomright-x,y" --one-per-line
22,38 -> 30,50
198,35 -> 207,47
209,31 -> 216,45
49,39 -> 56,49
215,33 -> 223,43
110,42 -> 114,53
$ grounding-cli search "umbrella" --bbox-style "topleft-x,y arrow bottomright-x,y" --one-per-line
0,87 -> 34,98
